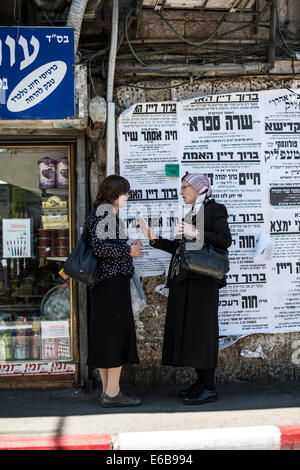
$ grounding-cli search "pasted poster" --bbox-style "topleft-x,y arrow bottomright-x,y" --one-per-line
263,89 -> 300,333
118,102 -> 180,277
117,89 -> 300,335
2,218 -> 33,258
0,27 -> 74,119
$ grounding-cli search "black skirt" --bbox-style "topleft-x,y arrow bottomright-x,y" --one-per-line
162,276 -> 219,369
87,276 -> 140,368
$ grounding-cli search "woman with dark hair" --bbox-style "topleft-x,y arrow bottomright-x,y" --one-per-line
139,173 -> 232,405
84,174 -> 143,407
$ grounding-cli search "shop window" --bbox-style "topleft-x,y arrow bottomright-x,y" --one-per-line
0,146 -> 73,363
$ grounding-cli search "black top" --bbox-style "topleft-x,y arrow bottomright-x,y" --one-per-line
150,198 -> 232,288
83,206 -> 134,284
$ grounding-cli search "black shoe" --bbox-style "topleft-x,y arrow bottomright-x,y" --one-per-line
182,388 -> 217,405
179,382 -> 203,399
101,391 -> 141,408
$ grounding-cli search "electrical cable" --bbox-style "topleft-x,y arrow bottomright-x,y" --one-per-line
125,6 -> 233,67
275,4 -> 299,59
153,9 -> 229,47
115,73 -> 208,90
80,48 -> 109,64
277,25 -> 300,59
124,6 -> 272,69
262,71 -> 300,96
125,7 -> 147,66
88,58 -> 97,96
89,3 -> 299,94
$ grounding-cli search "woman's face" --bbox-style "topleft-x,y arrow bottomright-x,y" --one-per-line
114,192 -> 129,209
180,181 -> 198,205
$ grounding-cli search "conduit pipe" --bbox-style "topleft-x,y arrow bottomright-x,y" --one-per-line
67,0 -> 89,55
106,0 -> 119,176
127,38 -> 262,45
115,62 -> 272,75
268,0 -> 277,67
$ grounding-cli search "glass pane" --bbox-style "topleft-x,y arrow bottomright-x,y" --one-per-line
0,147 -> 71,362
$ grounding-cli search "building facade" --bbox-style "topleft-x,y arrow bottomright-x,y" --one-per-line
0,0 -> 300,388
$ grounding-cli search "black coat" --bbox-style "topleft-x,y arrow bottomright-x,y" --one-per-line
150,198 -> 232,288
150,198 -> 232,368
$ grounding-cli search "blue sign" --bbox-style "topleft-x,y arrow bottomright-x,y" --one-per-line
0,27 -> 75,119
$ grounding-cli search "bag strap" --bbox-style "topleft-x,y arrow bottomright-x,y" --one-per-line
81,209 -> 94,243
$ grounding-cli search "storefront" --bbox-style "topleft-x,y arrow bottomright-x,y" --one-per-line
0,25 -> 89,388
0,130 -> 88,389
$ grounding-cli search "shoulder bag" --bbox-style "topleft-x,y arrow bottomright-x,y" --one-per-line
64,232 -> 99,288
180,240 -> 229,280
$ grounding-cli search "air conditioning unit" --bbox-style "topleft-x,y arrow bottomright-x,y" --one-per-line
142,0 -> 256,11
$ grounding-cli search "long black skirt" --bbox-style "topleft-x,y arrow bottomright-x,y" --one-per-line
87,276 -> 139,368
162,276 -> 219,369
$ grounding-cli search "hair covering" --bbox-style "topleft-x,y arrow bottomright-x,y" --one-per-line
183,173 -> 212,197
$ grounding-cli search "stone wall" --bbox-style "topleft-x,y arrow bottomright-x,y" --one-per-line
108,75 -> 300,386
90,0 -> 300,386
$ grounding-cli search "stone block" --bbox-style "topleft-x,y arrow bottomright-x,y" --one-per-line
145,81 -> 172,102
249,76 -> 280,91
212,77 -> 251,94
171,79 -> 213,101
114,84 -> 147,113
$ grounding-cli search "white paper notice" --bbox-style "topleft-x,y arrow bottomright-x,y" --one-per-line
118,89 -> 300,336
2,218 -> 33,258
118,102 -> 180,276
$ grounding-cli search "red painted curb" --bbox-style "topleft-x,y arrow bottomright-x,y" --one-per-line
0,434 -> 112,450
278,426 -> 300,450
2,426 -> 300,450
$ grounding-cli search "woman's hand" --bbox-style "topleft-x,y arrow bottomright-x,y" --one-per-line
131,239 -> 144,248
130,244 -> 144,257
176,222 -> 198,239
138,216 -> 156,241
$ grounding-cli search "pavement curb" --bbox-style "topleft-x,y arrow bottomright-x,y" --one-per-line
1,425 -> 300,450
117,425 -> 300,450
0,434 -> 112,450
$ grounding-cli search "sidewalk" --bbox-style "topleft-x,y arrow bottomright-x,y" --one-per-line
0,381 -> 300,450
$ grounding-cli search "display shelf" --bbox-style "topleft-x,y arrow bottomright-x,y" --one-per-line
46,257 -> 67,261
0,305 -> 41,311
40,188 -> 69,195
10,294 -> 44,305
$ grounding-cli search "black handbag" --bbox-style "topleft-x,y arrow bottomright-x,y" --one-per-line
64,233 -> 99,288
181,241 -> 229,280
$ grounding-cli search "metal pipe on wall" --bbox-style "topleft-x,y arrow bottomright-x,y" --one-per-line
106,0 -> 119,176
127,38 -> 262,45
115,62 -> 271,74
268,0 -> 277,66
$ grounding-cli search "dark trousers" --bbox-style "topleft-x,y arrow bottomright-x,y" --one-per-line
195,368 -> 215,390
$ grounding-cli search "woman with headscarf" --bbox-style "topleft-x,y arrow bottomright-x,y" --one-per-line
139,173 -> 232,405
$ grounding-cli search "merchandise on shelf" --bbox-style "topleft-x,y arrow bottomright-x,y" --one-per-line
38,158 -> 69,190
56,158 -> 69,189
38,195 -> 69,256
38,158 -> 56,189
41,195 -> 68,212
0,319 -> 13,361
